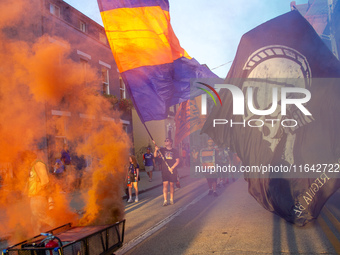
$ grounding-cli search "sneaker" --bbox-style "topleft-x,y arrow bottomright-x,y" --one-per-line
135,197 -> 139,202
127,198 -> 133,203
208,190 -> 213,196
163,200 -> 168,206
169,199 -> 174,205
213,192 -> 218,197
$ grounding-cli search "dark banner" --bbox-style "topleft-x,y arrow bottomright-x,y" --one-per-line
202,10 -> 340,226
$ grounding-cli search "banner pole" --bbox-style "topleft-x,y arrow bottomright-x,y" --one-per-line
142,122 -> 173,174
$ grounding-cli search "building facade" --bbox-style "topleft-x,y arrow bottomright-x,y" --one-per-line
3,0 -> 132,168
291,0 -> 340,58
132,106 -> 177,170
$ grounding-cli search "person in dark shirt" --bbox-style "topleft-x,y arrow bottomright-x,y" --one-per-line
127,155 -> 140,203
143,147 -> 155,182
61,144 -> 71,166
154,138 -> 180,206
200,138 -> 218,197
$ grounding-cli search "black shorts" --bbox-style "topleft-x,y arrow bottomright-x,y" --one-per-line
162,168 -> 178,183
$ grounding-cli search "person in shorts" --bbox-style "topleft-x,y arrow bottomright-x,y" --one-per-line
200,138 -> 218,197
154,138 -> 180,206
143,147 -> 155,182
127,155 -> 140,203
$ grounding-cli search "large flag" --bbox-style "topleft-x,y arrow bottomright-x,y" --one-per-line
202,10 -> 340,226
97,0 -> 218,122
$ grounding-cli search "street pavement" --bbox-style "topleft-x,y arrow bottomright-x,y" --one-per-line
122,173 -> 340,255
125,166 -> 191,198
68,166 -> 190,212
0,166 -> 189,247
2,166 -> 340,254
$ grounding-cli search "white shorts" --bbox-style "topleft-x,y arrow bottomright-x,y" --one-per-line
145,166 -> 153,172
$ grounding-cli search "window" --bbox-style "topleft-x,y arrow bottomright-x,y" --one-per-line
168,105 -> 176,117
80,58 -> 89,86
122,124 -> 128,133
50,3 -> 60,17
119,77 -> 126,99
79,20 -> 86,33
52,116 -> 67,156
78,51 -> 91,86
51,111 -> 71,151
101,68 -> 110,94
99,33 -> 107,44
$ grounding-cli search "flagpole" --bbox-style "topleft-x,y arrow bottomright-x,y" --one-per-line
143,122 -> 154,141
142,122 -> 173,174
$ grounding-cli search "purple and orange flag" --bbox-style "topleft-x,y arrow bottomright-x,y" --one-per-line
97,0 -> 217,122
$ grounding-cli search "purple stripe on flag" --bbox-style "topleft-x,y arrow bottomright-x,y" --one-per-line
121,57 -> 218,122
97,0 -> 169,12
121,63 -> 173,122
171,57 -> 219,105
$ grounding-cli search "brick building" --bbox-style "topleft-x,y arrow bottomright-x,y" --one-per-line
2,0 -> 132,168
291,0 -> 340,58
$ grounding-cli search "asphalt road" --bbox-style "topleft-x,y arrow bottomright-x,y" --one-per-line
117,175 -> 340,255
1,169 -> 340,254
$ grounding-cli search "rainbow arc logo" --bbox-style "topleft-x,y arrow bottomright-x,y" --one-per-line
196,82 -> 222,106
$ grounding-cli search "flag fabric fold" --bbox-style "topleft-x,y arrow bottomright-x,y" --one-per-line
202,10 -> 340,226
174,99 -> 204,146
98,0 -> 218,122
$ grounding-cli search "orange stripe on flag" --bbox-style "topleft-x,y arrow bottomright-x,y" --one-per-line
101,6 -> 191,73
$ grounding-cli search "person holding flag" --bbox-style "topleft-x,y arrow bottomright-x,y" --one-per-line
154,138 -> 180,206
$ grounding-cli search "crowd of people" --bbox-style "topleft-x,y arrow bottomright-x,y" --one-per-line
126,138 -> 180,206
198,138 -> 240,197
20,137 -> 240,232
16,144 -> 89,233
125,137 -> 241,206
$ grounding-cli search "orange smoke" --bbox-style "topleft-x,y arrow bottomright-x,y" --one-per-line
0,0 -> 130,244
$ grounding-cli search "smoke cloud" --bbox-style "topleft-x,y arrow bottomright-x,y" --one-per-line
0,0 -> 130,243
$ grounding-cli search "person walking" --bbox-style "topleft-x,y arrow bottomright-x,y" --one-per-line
191,147 -> 199,167
23,150 -> 56,234
127,155 -> 140,203
217,147 -> 233,186
154,138 -> 180,206
143,147 -> 155,182
181,146 -> 187,167
232,151 -> 241,181
61,144 -> 71,170
200,138 -> 219,197
53,155 -> 66,192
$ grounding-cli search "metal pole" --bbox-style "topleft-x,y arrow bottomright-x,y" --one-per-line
142,122 -> 173,174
